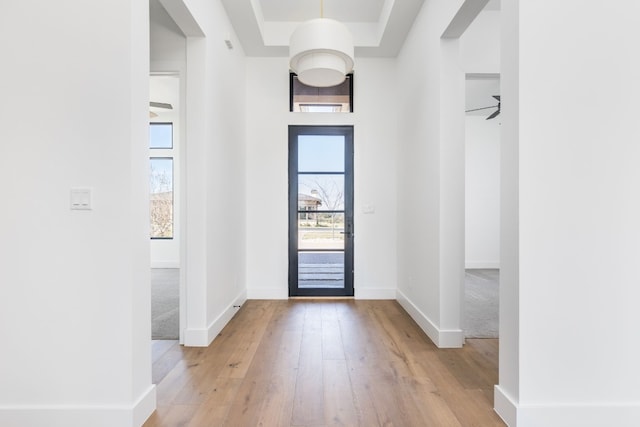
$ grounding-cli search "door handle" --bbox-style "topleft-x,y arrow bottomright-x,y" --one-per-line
341,220 -> 353,238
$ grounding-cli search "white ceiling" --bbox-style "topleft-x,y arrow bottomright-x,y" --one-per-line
484,0 -> 501,10
221,0 -> 424,57
222,0 -> 500,57
258,0 -> 386,23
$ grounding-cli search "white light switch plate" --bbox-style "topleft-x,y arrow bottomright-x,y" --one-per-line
70,188 -> 92,210
363,204 -> 375,214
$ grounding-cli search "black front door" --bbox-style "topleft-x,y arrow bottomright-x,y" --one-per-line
289,126 -> 354,297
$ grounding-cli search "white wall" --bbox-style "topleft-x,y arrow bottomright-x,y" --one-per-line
465,116 -> 500,268
149,0 -> 248,347
496,1 -> 640,425
395,0 -> 466,348
176,0 -> 248,346
150,0 -> 186,67
460,9 -> 500,74
245,57 -> 398,300
0,0 -> 153,426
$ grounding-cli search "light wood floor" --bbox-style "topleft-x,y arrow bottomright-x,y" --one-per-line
144,300 -> 505,427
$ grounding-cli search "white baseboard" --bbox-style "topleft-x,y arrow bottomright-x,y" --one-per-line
184,290 -> 247,347
0,386 -> 156,427
494,385 -> 640,427
516,405 -> 640,427
465,261 -> 500,269
246,287 -> 396,299
133,385 -> 157,427
207,290 -> 247,344
150,261 -> 180,269
183,326 -> 208,347
133,384 -> 156,427
246,287 -> 288,300
355,287 -> 396,299
494,385 -> 517,426
396,289 -> 464,348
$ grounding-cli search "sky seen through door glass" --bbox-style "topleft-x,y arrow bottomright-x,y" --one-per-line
298,135 -> 345,172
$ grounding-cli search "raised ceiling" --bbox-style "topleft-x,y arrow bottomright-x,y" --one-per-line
222,0 -> 500,57
258,0 -> 386,23
221,0 -> 424,57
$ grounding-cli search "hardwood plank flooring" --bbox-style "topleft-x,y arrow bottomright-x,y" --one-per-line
144,300 -> 505,427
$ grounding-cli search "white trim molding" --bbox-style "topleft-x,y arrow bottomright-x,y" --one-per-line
396,289 -> 464,348
246,287 -> 288,300
184,290 -> 247,347
150,261 -> 180,269
0,386 -> 156,427
183,327 -> 208,347
354,287 -> 396,299
494,385 -> 518,426
465,261 -> 500,269
494,385 -> 640,427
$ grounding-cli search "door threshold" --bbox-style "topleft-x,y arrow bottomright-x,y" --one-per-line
289,296 -> 355,300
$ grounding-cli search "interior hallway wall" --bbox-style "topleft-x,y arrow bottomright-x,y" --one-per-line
0,0 -> 154,425
245,57 -> 398,299
162,0 -> 249,347
496,1 -> 640,425
395,0 -> 466,348
465,116 -> 500,268
460,9 -> 500,74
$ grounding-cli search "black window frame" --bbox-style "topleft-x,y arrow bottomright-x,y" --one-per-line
289,73 -> 354,113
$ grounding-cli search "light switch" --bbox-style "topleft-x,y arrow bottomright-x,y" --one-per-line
70,188 -> 92,210
363,204 -> 375,214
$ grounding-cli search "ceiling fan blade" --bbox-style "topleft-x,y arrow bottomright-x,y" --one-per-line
149,111 -> 158,118
486,109 -> 500,120
150,101 -> 173,109
493,95 -> 500,102
466,105 -> 498,113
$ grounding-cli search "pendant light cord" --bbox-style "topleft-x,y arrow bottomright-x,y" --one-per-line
320,0 -> 324,18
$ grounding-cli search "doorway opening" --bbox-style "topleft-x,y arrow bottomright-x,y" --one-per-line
288,126 -> 354,297
441,0 -> 501,342
149,74 -> 181,348
463,76 -> 501,338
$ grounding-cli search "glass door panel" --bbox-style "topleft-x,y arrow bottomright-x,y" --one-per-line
298,212 -> 345,250
298,252 -> 344,288
298,135 -> 345,172
298,174 -> 344,211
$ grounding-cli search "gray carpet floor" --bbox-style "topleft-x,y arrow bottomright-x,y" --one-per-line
464,269 -> 499,338
151,268 -> 179,340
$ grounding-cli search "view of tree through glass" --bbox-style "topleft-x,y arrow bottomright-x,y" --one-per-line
149,122 -> 174,239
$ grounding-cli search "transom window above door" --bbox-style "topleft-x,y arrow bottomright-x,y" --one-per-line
290,73 -> 353,113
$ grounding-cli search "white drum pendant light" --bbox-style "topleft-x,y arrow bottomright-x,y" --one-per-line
289,1 -> 354,87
